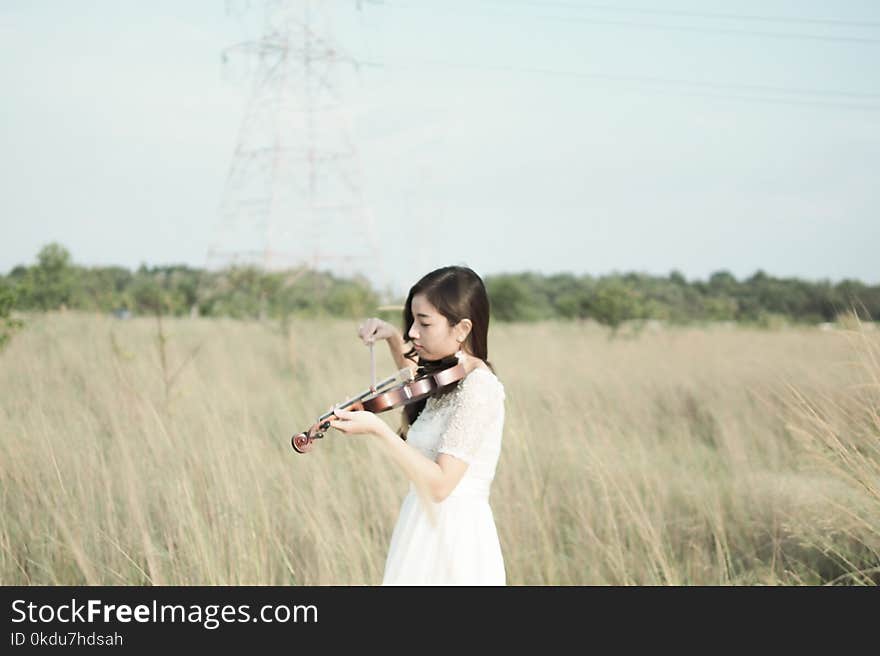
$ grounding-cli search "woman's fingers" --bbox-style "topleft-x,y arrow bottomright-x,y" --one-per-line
328,413 -> 352,433
357,318 -> 381,344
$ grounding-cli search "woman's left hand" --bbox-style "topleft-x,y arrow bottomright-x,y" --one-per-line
327,406 -> 387,437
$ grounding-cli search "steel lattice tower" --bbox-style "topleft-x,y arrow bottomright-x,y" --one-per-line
207,0 -> 383,289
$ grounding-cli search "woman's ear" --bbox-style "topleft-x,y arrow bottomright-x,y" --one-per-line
456,318 -> 473,343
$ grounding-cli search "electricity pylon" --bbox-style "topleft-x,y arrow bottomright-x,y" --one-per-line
207,0 -> 383,294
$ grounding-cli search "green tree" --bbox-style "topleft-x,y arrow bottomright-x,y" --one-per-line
703,296 -> 739,321
0,283 -> 24,350
486,275 -> 537,322
129,276 -> 171,315
325,280 -> 379,318
555,288 -> 593,319
589,279 -> 643,336
708,270 -> 738,295
26,243 -> 75,310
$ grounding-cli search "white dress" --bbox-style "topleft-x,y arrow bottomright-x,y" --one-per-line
381,367 -> 507,585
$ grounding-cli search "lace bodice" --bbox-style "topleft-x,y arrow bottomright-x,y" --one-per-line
404,368 -> 506,497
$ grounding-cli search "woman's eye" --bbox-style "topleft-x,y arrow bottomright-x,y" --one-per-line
421,323 -> 430,327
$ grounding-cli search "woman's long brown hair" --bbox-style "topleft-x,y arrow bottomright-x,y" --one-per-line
397,265 -> 495,439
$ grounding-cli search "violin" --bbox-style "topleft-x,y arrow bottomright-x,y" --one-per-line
290,354 -> 467,454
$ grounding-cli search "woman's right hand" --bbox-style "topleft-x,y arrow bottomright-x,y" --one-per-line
357,317 -> 396,345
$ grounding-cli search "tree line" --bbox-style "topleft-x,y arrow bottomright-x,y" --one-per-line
1,244 -> 877,335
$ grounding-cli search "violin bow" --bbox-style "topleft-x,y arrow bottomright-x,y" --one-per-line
370,340 -> 377,392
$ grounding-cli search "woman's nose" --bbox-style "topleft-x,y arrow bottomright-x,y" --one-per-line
408,325 -> 419,339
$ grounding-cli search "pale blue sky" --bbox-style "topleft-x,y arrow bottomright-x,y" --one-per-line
2,0 -> 878,299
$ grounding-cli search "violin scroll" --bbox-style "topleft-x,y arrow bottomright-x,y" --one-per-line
290,400 -> 366,454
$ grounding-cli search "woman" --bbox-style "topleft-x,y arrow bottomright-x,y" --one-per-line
327,265 -> 507,585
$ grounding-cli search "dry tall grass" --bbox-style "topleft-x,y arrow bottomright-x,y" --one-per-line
0,312 -> 877,585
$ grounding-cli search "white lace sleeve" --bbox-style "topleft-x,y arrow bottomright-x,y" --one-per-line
436,372 -> 503,464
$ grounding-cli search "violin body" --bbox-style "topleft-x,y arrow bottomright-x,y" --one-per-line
360,361 -> 466,413
290,360 -> 467,454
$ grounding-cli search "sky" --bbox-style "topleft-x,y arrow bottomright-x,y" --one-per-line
1,0 -> 878,299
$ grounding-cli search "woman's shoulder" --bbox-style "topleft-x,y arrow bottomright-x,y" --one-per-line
427,366 -> 504,415
460,365 -> 505,398
466,364 -> 497,380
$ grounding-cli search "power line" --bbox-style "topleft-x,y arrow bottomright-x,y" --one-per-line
383,2 -> 880,46
361,58 -> 880,112
401,61 -> 880,100
473,0 -> 880,30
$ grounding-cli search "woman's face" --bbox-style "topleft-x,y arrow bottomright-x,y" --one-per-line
408,293 -> 467,360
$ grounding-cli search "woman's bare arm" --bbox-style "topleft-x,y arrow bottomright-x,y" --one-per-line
374,422 -> 469,503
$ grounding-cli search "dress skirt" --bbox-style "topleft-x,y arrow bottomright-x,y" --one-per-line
381,481 -> 506,586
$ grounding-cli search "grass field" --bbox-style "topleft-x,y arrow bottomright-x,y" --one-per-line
1,311 -> 878,585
